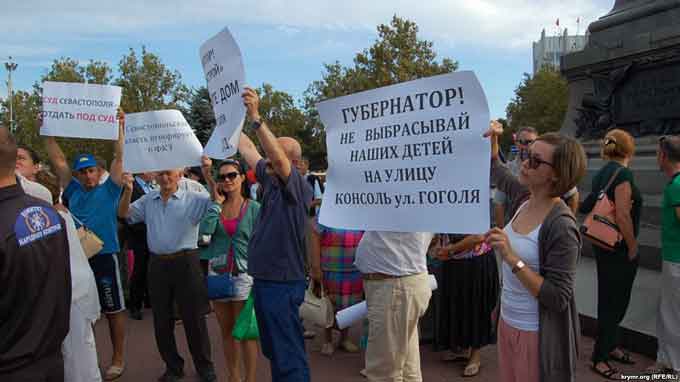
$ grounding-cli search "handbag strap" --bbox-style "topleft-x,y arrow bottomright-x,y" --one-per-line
600,167 -> 624,196
220,199 -> 249,273
71,213 -> 88,230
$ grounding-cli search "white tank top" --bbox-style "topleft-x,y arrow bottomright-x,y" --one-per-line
500,202 -> 541,332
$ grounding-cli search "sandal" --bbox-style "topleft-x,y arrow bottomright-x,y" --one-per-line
462,362 -> 480,377
104,364 -> 125,381
610,349 -> 636,365
591,362 -> 619,380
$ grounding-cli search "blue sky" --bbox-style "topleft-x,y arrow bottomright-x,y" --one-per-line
1,0 -> 613,119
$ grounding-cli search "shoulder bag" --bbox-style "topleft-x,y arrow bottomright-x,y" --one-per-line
581,167 -> 624,251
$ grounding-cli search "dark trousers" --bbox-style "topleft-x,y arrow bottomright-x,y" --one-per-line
129,238 -> 150,310
148,252 -> 214,376
1,352 -> 63,382
253,279 -> 310,382
592,247 -> 638,363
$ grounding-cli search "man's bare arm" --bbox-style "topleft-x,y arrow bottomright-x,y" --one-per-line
242,87 -> 291,181
238,132 -> 263,171
109,109 -> 125,186
45,137 -> 72,188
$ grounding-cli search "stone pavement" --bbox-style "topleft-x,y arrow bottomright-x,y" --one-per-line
95,310 -> 659,382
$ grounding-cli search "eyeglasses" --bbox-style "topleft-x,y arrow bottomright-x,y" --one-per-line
216,172 -> 240,181
517,139 -> 535,146
526,152 -> 554,170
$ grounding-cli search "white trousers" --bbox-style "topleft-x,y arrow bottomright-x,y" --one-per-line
658,261 -> 680,372
62,304 -> 102,382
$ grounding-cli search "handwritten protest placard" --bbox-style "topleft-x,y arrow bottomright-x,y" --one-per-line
317,71 -> 490,234
200,27 -> 246,159
123,110 -> 203,174
40,81 -> 122,140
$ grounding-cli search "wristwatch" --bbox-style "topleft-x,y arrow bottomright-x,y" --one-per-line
250,118 -> 262,130
511,260 -> 526,274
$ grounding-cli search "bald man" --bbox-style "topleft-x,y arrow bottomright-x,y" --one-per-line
239,88 -> 313,382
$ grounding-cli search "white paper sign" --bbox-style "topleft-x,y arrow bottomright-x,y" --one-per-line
123,110 -> 203,173
317,71 -> 491,234
200,27 -> 246,159
41,81 -> 122,140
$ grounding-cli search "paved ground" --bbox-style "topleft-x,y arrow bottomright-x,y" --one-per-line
94,309 -> 661,382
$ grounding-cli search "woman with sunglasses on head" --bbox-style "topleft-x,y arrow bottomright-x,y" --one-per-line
199,159 -> 261,382
484,121 -> 586,382
580,129 -> 642,379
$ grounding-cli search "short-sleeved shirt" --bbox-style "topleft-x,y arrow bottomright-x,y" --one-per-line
590,161 -> 643,236
63,177 -> 122,255
354,231 -> 434,276
314,218 -> 363,273
126,188 -> 213,255
0,183 -> 71,373
247,159 -> 313,281
662,172 -> 680,263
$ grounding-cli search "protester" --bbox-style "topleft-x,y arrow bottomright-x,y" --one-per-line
98,157 -> 110,185
485,121 -> 585,382
354,230 -> 434,381
494,126 -> 579,228
200,159 -> 260,382
237,87 -> 313,382
651,135 -> 680,374
123,172 -> 156,320
433,234 -> 499,377
118,159 -> 219,382
14,143 -> 53,204
0,126 -> 72,381
580,129 -> 642,379
45,110 -> 128,381
309,218 -> 364,356
36,170 -> 102,382
298,157 -> 323,215
16,144 -> 41,181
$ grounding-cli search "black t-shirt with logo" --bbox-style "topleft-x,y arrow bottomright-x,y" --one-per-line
0,183 -> 71,373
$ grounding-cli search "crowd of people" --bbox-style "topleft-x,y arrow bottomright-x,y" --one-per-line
1,86 -> 679,382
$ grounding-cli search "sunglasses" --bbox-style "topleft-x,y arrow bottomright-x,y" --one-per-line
216,172 -> 240,181
517,139 -> 535,146
526,152 -> 554,170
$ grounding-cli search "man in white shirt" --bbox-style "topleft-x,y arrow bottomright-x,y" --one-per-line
354,231 -> 434,382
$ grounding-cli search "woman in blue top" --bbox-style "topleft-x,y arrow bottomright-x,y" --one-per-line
200,159 -> 260,382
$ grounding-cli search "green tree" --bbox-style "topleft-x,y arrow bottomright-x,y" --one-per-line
115,47 -> 190,113
505,66 -> 568,136
184,87 -> 215,146
303,15 -> 458,169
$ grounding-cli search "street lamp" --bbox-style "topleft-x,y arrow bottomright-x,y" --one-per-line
5,56 -> 18,134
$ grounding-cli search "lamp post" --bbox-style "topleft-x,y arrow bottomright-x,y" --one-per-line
5,57 -> 18,134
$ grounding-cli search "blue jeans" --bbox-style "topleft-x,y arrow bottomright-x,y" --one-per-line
253,279 -> 310,382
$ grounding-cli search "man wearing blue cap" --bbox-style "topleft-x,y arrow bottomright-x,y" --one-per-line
45,109 -> 128,381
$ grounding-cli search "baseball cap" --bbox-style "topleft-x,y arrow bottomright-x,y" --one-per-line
72,154 -> 97,171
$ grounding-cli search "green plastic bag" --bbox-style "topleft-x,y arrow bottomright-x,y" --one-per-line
232,292 -> 259,340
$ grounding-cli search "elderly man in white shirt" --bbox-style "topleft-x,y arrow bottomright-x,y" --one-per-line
354,231 -> 434,382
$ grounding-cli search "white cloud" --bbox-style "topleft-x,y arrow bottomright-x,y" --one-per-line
3,0 -> 612,51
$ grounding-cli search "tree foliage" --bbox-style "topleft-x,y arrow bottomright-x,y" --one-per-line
2,51 -> 189,165
116,47 -> 190,113
505,66 -> 568,136
302,15 -> 458,168
184,87 -> 215,146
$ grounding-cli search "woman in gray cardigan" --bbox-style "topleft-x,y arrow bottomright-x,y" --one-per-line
484,121 -> 586,382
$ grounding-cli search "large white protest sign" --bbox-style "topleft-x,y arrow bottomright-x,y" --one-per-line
41,81 -> 122,140
200,27 -> 246,159
317,71 -> 490,234
123,110 -> 203,174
